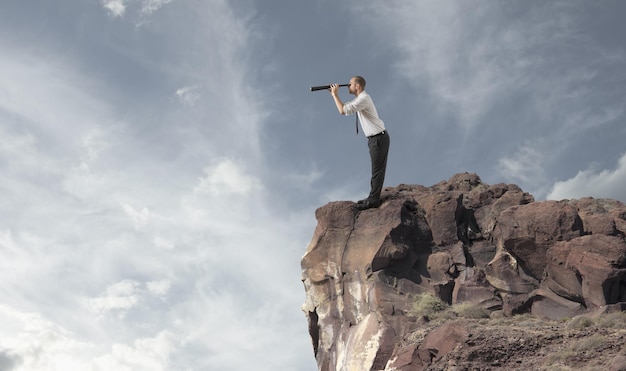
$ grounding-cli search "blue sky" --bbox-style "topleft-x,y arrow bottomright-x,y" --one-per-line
1,1 -> 625,370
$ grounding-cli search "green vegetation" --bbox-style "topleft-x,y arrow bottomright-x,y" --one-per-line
568,311 -> 626,330
594,311 -> 626,329
412,293 -> 448,318
545,334 -> 606,367
411,293 -> 490,320
405,296 -> 626,370
451,302 -> 490,319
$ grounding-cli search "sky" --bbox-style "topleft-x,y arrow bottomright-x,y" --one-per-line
1,1 -> 625,370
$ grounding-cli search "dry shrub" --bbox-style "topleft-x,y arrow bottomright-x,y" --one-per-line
572,334 -> 605,352
567,316 -> 594,329
567,311 -> 626,330
545,334 -> 606,367
412,293 -> 448,318
452,302 -> 490,319
594,312 -> 626,329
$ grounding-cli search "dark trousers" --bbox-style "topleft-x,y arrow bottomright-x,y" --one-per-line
367,131 -> 390,201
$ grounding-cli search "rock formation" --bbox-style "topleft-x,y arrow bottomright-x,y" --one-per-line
301,173 -> 626,370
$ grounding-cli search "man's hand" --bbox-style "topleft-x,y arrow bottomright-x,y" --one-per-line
329,83 -> 340,97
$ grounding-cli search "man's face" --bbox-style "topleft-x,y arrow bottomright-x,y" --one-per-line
349,79 -> 358,94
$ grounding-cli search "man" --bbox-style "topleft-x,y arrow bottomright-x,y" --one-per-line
329,76 -> 390,210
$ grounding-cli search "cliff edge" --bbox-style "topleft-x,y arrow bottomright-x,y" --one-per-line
301,173 -> 626,370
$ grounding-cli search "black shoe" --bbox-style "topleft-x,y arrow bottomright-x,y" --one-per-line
356,199 -> 381,210
357,198 -> 368,205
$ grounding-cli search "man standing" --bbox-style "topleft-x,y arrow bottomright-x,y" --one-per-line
330,76 -> 390,210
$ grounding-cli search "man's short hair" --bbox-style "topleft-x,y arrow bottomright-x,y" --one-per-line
353,76 -> 366,89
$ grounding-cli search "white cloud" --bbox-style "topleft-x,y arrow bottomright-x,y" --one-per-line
353,1 -> 621,134
92,331 -> 177,371
86,280 -> 142,315
285,167 -> 324,191
0,305 -> 93,371
0,1 -> 315,370
101,0 -> 173,18
101,0 -> 128,17
146,280 -> 170,297
121,203 -> 168,230
82,130 -> 111,162
140,0 -> 174,16
153,236 -> 175,250
353,1 -> 544,128
194,158 -> 262,197
0,125 -> 44,177
175,85 -> 202,106
547,152 -> 626,202
0,304 -> 179,371
497,140 -> 548,184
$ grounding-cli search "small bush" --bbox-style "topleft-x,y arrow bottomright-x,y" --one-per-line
545,334 -> 606,367
412,293 -> 448,318
452,302 -> 490,319
567,312 -> 626,330
594,312 -> 626,329
573,334 -> 605,352
544,354 -> 576,369
499,313 -> 544,328
566,316 -> 594,329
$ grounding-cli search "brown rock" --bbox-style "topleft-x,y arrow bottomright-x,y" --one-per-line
543,234 -> 626,309
385,343 -> 419,371
337,313 -> 396,371
609,355 -> 626,371
492,201 -> 584,280
467,182 -> 534,239
566,234 -> 626,308
301,173 -> 626,370
452,267 -> 501,310
301,198 -> 434,370
414,191 -> 463,247
569,197 -> 626,236
543,241 -> 584,303
529,288 -> 586,319
416,323 -> 468,368
485,247 -> 539,294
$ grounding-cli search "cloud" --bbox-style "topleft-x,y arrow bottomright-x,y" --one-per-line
101,0 -> 128,17
353,1 -> 624,135
547,152 -> 626,202
140,0 -> 174,16
82,129 -> 111,162
100,0 -> 173,18
0,1 -> 319,370
0,350 -> 21,371
146,280 -> 171,297
352,1 -> 552,128
86,280 -> 142,315
0,305 -> 93,371
121,202 -> 167,230
175,85 -> 202,106
92,331 -> 177,371
194,158 -> 262,197
0,303 -> 179,371
496,139 -> 551,196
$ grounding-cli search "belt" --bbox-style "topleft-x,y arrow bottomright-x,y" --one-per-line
367,130 -> 386,138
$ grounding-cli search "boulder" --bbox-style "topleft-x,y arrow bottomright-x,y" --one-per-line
452,267 -> 501,310
301,173 -> 626,370
491,201 -> 584,280
569,197 -> 626,236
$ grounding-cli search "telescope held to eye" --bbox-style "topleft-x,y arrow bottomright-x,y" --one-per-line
310,83 -> 349,91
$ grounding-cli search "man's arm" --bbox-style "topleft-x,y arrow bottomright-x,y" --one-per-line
330,84 -> 345,115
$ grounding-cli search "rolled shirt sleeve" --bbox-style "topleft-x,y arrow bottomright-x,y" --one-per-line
343,91 -> 385,137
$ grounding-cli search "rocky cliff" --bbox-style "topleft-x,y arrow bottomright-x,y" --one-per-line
301,173 -> 626,370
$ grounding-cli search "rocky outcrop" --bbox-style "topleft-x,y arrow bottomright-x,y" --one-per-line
301,173 -> 626,371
